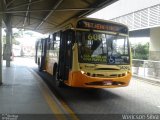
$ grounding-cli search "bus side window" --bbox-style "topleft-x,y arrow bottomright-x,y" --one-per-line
53,33 -> 60,50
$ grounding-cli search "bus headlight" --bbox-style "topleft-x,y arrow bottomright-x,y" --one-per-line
81,71 -> 85,74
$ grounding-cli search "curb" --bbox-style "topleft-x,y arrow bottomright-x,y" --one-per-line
28,68 -> 79,120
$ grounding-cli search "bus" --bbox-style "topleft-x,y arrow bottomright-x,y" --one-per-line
35,18 -> 132,88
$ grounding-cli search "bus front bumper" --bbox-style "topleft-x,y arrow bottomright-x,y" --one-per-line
66,71 -> 132,88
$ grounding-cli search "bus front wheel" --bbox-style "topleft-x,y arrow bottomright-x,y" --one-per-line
53,66 -> 65,88
55,73 -> 65,87
56,78 -> 65,87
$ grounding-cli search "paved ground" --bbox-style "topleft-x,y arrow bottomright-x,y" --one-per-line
6,57 -> 160,120
30,57 -> 160,119
37,71 -> 160,114
0,57 -> 76,120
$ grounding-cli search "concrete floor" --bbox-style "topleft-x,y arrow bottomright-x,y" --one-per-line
2,57 -> 160,120
35,59 -> 160,120
0,57 -> 69,120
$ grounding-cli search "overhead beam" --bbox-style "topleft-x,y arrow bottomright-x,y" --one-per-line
7,0 -> 43,10
15,18 -> 24,28
0,8 -> 96,14
0,0 -> 7,25
12,15 -> 58,26
35,0 -> 63,30
6,0 -> 16,8
81,0 -> 92,5
16,26 -> 53,30
3,0 -> 7,9
23,0 -> 31,28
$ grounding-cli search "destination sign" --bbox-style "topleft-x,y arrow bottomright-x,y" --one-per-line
77,19 -> 128,34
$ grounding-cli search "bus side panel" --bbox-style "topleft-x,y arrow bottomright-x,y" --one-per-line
45,34 -> 59,76
45,51 -> 58,75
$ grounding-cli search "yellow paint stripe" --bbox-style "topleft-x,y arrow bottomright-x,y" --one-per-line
41,87 -> 66,120
28,69 -> 66,120
40,81 -> 79,120
59,100 -> 79,120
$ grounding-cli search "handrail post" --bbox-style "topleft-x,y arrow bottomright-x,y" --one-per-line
0,14 -> 2,85
143,61 -> 145,77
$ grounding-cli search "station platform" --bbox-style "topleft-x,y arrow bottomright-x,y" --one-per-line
0,57 -> 75,120
133,75 -> 160,86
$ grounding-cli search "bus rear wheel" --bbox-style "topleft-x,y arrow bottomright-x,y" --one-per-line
38,58 -> 42,71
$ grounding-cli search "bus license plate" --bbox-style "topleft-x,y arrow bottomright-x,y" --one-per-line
103,81 -> 112,85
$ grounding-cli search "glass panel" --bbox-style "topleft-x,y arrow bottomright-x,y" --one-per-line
77,31 -> 107,63
77,31 -> 130,65
107,35 -> 130,64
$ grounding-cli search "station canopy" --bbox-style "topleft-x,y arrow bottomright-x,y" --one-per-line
0,0 -> 117,34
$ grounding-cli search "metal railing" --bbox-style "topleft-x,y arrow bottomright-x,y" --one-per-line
132,59 -> 160,79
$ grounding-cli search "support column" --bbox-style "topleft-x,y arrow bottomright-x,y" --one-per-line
149,27 -> 160,61
149,27 -> 160,78
5,15 -> 12,67
5,28 -> 12,67
0,15 -> 2,85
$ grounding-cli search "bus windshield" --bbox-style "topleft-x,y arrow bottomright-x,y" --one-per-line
77,31 -> 130,65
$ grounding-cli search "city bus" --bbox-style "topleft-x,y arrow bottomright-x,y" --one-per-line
35,18 -> 132,88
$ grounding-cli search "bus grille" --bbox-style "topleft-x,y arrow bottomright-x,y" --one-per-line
86,72 -> 126,78
85,81 -> 125,86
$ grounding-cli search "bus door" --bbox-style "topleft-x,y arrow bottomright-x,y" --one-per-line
39,38 -> 48,70
58,29 -> 74,81
35,41 -> 39,63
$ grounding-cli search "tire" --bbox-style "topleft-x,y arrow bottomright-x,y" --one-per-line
56,77 -> 65,87
38,65 -> 42,71
53,63 -> 57,76
53,65 -> 65,88
38,58 -> 42,71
